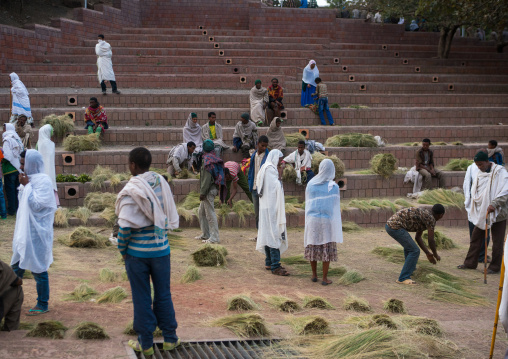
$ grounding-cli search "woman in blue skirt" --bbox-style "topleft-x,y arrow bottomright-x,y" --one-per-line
301,60 -> 319,107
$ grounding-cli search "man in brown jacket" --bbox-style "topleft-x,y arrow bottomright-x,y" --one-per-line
415,138 -> 446,190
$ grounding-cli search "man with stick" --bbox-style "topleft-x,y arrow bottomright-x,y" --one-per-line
458,151 -> 508,274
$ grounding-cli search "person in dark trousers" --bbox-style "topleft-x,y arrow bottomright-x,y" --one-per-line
248,136 -> 269,233
415,138 -> 446,190
96,34 -> 120,95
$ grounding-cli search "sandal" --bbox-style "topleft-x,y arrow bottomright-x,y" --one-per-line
163,339 -> 181,351
26,307 -> 49,316
322,280 -> 333,286
266,266 -> 285,271
272,267 -> 290,276
128,340 -> 154,356
457,264 -> 475,270
311,277 -> 318,282
396,279 -> 417,285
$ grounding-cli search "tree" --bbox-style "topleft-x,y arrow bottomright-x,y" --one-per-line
474,0 -> 508,53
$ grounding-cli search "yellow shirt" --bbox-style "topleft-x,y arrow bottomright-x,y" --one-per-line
209,124 -> 216,139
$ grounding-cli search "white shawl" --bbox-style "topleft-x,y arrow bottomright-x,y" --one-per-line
2,123 -> 24,171
201,122 -> 230,149
302,60 -> 319,87
498,233 -> 508,334
250,86 -> 268,124
11,150 -> 56,273
232,120 -> 258,144
463,163 -> 479,214
283,149 -> 312,185
404,166 -> 423,194
37,124 -> 57,191
256,150 -> 288,254
166,143 -> 190,166
95,40 -> 116,83
183,113 -> 203,150
10,73 -> 32,118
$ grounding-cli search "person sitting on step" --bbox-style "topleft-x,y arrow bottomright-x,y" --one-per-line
415,138 -> 445,190
84,97 -> 108,139
201,112 -> 230,157
488,139 -> 504,166
300,130 -> 326,155
14,115 -> 32,149
283,140 -> 315,185
266,78 -> 284,124
232,113 -> 258,159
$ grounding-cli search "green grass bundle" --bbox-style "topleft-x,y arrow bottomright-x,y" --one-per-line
285,195 -> 305,214
372,247 -> 405,263
74,322 -> 109,340
417,189 -> 465,209
178,191 -> 202,210
370,314 -> 397,330
342,221 -> 361,232
73,207 -> 91,225
422,230 -> 456,250
218,200 -> 254,226
370,153 -> 398,179
227,295 -> 259,311
84,192 -> 117,212
281,255 -> 308,265
180,265 -> 201,284
394,198 -> 412,208
97,286 -> 127,304
121,271 -> 128,281
325,133 -> 378,148
54,208 -> 70,228
109,173 -> 131,187
369,199 -> 398,213
212,313 -> 269,338
63,134 -> 101,152
311,152 -> 345,180
337,269 -> 365,285
280,255 -> 347,277
191,243 -> 228,267
176,168 -> 195,179
400,316 -> 442,337
303,296 -> 335,310
402,142 -> 419,146
100,207 -> 117,226
150,167 -> 168,176
99,268 -> 117,282
123,321 -> 162,337
168,233 -> 185,250
330,103 -> 341,108
347,199 -> 377,212
267,295 -> 300,313
348,105 -> 369,109
63,227 -> 110,248
285,132 -> 306,146
452,141 -> 463,146
444,158 -> 473,171
66,283 -> 97,302
19,322 -> 36,330
383,298 -> 407,314
41,114 -> 74,138
433,141 -> 447,146
343,295 -> 371,312
26,321 -> 68,339
282,164 -> 297,183
90,165 -> 114,190
286,316 -> 330,335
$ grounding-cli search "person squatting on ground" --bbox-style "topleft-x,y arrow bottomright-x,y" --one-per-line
266,117 -> 286,154
224,161 -> 253,205
9,73 -> 33,125
255,149 -> 290,276
0,259 -> 23,331
415,138 -> 446,190
196,140 -> 224,244
248,136 -> 270,231
96,34 -> 120,95
283,140 -> 315,185
304,159 -> 343,286
182,113 -> 203,170
458,151 -> 508,274
115,147 -> 180,356
312,77 -> 334,126
166,142 -> 196,177
201,112 -> 230,156
385,204 -> 446,285
2,123 -> 24,216
11,150 -> 57,315
84,97 -> 109,138
232,113 -> 258,159
250,80 -> 268,126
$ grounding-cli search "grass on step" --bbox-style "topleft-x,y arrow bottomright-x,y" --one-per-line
227,295 -> 260,311
74,322 -> 109,340
417,189 -> 465,209
212,313 -> 269,338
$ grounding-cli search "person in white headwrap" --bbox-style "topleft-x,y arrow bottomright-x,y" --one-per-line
183,113 -> 203,170
36,124 -> 59,206
301,60 -> 319,107
266,117 -> 286,154
9,73 -> 33,125
255,149 -> 289,276
2,123 -> 24,216
304,159 -> 342,285
249,80 -> 268,126
96,34 -> 120,95
11,150 -> 57,316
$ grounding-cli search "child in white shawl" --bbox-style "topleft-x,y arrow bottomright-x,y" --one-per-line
36,124 -> 59,205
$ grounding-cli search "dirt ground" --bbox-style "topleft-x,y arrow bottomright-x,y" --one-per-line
0,217 -> 506,358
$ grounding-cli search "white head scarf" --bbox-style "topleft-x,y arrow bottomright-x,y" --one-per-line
256,149 -> 283,195
9,73 -> 32,118
182,113 -> 202,149
307,159 -> 336,192
37,124 -> 57,191
2,123 -> 24,171
302,60 -> 319,87
24,149 -> 45,175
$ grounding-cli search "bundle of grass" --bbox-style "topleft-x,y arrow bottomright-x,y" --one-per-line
370,153 -> 398,179
372,247 -> 405,263
54,208 -> 70,228
285,132 -> 306,147
343,295 -> 371,312
63,227 -> 110,248
72,207 -> 91,225
417,189 -> 465,209
212,313 -> 269,338
191,243 -> 228,267
342,221 -> 361,232
394,198 -> 412,207
175,168 -> 194,179
109,173 -> 131,187
337,269 -> 365,285
285,195 -> 305,214
90,165 -> 114,190
347,199 -> 377,212
311,153 -> 346,180
282,164 -> 297,183
180,265 -> 201,284
348,105 -> 369,109
227,295 -> 259,311
97,286 -> 127,304
371,314 -> 397,330
217,200 -> 254,226
444,158 -> 473,171
74,322 -> 109,340
281,255 -> 347,278
123,321 -> 163,337
267,295 -> 300,313
452,141 -> 463,146
303,296 -> 335,310
84,192 -> 117,212
178,191 -> 201,210
99,268 -> 117,282
19,322 -> 36,330
401,316 -> 442,337
422,230 -> 456,250
26,321 -> 68,339
286,316 -> 330,335
41,114 -> 74,138
325,133 -> 378,148
66,283 -> 97,302
100,207 -> 117,226
402,142 -> 419,146
121,271 -> 128,281
383,298 -> 407,314
433,141 -> 447,146
63,134 -> 101,152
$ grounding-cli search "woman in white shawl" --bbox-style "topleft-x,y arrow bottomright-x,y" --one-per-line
304,159 -> 343,285
266,117 -> 286,154
183,113 -> 203,169
36,124 -> 59,206
2,123 -> 24,215
250,80 -> 268,126
255,149 -> 289,276
11,150 -> 57,315
301,60 -> 319,107
9,73 -> 33,125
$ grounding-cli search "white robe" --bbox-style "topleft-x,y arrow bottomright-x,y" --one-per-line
37,124 -> 57,192
249,86 -> 268,124
498,233 -> 508,334
2,123 -> 24,172
9,73 -> 32,119
166,143 -> 192,171
96,40 -> 116,83
404,166 -> 423,194
256,150 -> 288,254
283,149 -> 312,185
182,113 -> 203,152
463,163 -> 479,215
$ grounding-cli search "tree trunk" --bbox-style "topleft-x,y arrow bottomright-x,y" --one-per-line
443,25 -> 459,59
437,29 -> 447,58
497,42 -> 507,53
437,26 -> 459,59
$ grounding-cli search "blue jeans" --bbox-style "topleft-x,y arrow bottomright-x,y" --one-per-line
385,225 -> 420,282
252,189 -> 260,229
125,254 -> 178,350
305,169 -> 315,183
12,261 -> 49,311
318,97 -> 334,125
265,246 -> 281,271
469,221 -> 490,262
4,172 -> 19,215
0,178 -> 7,218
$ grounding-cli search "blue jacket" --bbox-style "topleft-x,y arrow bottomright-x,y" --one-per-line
489,152 -> 505,166
248,149 -> 269,192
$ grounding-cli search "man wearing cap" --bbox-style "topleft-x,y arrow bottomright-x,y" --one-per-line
385,204 -> 446,285
415,138 -> 446,190
249,80 -> 268,127
232,113 -> 258,159
458,151 -> 508,274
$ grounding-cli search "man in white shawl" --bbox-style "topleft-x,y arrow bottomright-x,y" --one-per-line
304,159 -> 343,285
301,60 -> 319,107
283,140 -> 315,185
232,113 -> 258,159
115,147 -> 180,356
255,150 -> 289,276
166,142 -> 196,176
183,113 -> 203,170
11,150 -> 56,315
96,34 -> 120,95
459,151 -> 508,274
250,80 -> 268,126
9,73 -> 33,125
201,112 -> 230,156
2,123 -> 24,216
36,124 -> 59,206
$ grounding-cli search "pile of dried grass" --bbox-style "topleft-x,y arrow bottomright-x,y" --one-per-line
422,230 -> 456,250
370,153 -> 398,179
41,114 -> 74,138
63,134 -> 101,152
54,208 -> 70,228
60,227 -> 110,248
99,268 -> 117,282
72,207 -> 91,225
337,269 -> 365,285
19,322 -> 36,330
372,247 -> 405,263
74,322 -> 109,340
191,243 -> 228,267
285,132 -> 306,147
400,316 -> 443,337
311,152 -> 346,180
90,166 -> 130,190
217,200 -> 254,226
342,221 -> 361,232
66,283 -> 97,302
452,141 -> 463,146
303,296 -> 335,310
325,133 -> 378,148
282,164 -> 298,183
84,192 -> 117,212
267,295 -> 300,313
212,313 -> 269,337
347,199 -> 399,213
26,321 -> 68,339
343,295 -> 371,312
100,208 -> 117,226
285,195 -> 305,214
180,265 -> 201,284
444,158 -> 473,171
433,141 -> 448,146
177,191 -> 201,221
227,295 -> 259,311
417,189 -> 465,209
286,316 -> 330,335
394,198 -> 412,207
97,286 -> 127,304
383,298 -> 407,314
